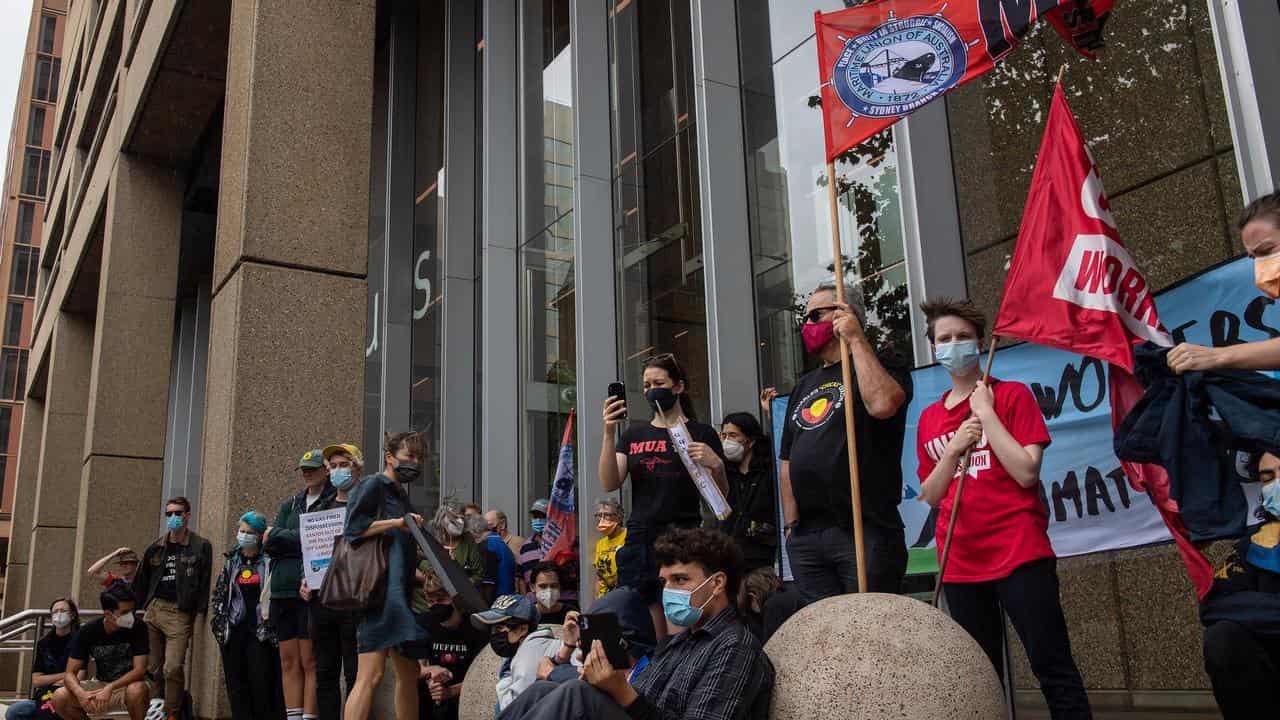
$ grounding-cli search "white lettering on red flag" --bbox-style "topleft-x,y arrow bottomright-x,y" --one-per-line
1053,234 -> 1170,346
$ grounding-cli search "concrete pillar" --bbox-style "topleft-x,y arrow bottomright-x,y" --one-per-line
25,314 -> 93,609
71,156 -> 184,608
194,2 -> 374,718
1,397 -> 44,689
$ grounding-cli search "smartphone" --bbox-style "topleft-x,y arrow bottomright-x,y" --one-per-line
578,612 -> 631,668
607,382 -> 627,419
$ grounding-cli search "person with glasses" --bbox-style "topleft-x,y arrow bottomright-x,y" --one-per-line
599,352 -> 728,638
133,496 -> 211,720
591,499 -> 627,598
779,280 -> 912,603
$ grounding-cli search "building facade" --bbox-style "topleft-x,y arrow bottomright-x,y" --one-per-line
0,0 -> 66,610
2,0 -> 1278,717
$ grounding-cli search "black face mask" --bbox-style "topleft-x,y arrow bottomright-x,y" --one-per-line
489,632 -> 521,658
426,603 -> 454,624
393,461 -> 421,484
645,387 -> 679,413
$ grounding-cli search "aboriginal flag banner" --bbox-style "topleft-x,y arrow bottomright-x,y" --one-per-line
815,0 -> 1112,161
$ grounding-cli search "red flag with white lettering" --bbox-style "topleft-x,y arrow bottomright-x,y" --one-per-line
996,82 -> 1214,598
994,83 -> 1170,371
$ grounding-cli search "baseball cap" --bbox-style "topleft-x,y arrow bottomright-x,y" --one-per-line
471,594 -> 541,629
323,443 -> 364,464
530,498 -> 550,515
298,449 -> 325,469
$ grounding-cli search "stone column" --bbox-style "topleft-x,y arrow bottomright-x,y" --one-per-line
192,2 -> 374,717
70,156 -> 183,608
25,314 -> 93,608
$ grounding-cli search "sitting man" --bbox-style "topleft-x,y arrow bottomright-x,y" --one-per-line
52,581 -> 151,720
470,594 -> 559,713
412,569 -> 488,720
499,527 -> 775,720
1202,450 -> 1280,718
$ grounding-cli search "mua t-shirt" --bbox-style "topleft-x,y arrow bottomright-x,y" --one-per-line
615,422 -> 725,533
916,379 -> 1054,582
70,618 -> 149,683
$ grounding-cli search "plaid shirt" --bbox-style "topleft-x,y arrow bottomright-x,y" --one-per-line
628,607 -> 774,720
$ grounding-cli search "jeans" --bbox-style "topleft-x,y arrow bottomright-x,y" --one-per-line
144,598 -> 194,714
1203,619 -> 1280,719
220,623 -> 284,720
4,701 -> 43,720
786,523 -> 907,603
943,558 -> 1091,720
311,604 -> 358,720
497,680 -> 629,720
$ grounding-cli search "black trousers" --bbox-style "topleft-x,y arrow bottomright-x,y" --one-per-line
311,604 -> 359,720
497,680 -> 629,720
221,623 -> 285,720
1203,619 -> 1280,719
943,557 -> 1091,720
786,523 -> 907,603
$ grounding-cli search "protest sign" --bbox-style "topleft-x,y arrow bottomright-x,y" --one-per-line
300,508 -> 346,589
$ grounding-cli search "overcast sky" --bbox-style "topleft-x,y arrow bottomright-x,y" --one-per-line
0,0 -> 36,178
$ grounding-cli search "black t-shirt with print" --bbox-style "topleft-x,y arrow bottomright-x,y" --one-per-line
616,421 -> 726,532
70,618 -> 149,683
154,544 -> 179,601
421,618 -> 488,720
234,562 -> 264,625
779,357 -> 913,531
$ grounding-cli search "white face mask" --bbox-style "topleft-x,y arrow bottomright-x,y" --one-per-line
536,588 -> 560,608
51,612 -> 71,629
446,518 -> 465,538
722,439 -> 746,463
113,611 -> 135,630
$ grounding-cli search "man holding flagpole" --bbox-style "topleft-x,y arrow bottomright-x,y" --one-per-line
779,281 -> 911,602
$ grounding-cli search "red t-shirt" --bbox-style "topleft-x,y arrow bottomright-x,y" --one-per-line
916,379 -> 1054,582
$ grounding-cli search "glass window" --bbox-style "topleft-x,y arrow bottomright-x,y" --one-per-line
609,0 -> 713,420
27,106 -> 45,147
520,0 -> 576,507
15,202 -> 35,246
38,15 -> 56,54
0,350 -> 21,401
0,405 -> 11,453
3,302 -> 24,346
737,1 -> 914,394
10,247 -> 39,298
410,0 -> 447,506
33,57 -> 58,103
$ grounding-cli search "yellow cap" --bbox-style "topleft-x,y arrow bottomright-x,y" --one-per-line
322,443 -> 363,464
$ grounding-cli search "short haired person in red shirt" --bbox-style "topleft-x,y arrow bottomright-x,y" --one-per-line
915,299 -> 1091,719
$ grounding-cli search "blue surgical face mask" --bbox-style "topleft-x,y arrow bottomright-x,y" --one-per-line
934,340 -> 981,375
530,518 -> 547,534
330,467 -> 355,491
237,532 -> 260,549
1263,480 -> 1280,518
166,514 -> 185,532
662,573 -> 719,627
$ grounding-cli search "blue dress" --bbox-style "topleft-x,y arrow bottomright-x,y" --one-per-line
343,473 -> 428,655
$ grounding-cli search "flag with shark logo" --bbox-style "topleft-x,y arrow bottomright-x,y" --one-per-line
815,0 -> 1112,161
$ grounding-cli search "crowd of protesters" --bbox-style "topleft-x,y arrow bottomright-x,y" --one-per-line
8,194 -> 1279,720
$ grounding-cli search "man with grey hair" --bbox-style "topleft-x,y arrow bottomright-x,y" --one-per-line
778,278 -> 912,603
592,498 -> 627,597
485,508 -> 526,559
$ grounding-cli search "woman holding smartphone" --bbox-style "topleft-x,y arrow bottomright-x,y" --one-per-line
598,353 -> 728,637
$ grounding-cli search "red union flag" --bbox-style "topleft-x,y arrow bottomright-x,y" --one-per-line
815,0 -> 1113,161
995,82 -> 1170,371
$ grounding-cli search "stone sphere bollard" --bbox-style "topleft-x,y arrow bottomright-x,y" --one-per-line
459,625 -> 564,720
763,593 -> 1005,719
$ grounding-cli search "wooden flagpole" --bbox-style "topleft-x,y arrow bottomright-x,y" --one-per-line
932,336 -> 1000,607
826,160 -> 869,593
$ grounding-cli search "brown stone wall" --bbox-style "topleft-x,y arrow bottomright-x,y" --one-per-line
949,0 -> 1243,709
